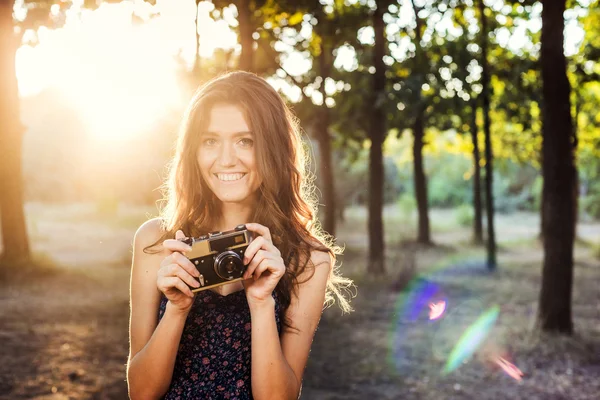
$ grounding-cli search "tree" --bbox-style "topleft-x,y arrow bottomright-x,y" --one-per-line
192,0 -> 202,81
367,0 -> 387,274
388,0 -> 448,246
306,4 -> 338,237
408,0 -> 432,245
237,0 -> 254,71
212,0 -> 280,74
469,98 -> 484,244
267,1 -> 369,238
537,0 -> 576,334
478,0 -> 497,270
0,0 -> 30,263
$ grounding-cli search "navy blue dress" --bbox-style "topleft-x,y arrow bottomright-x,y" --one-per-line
158,289 -> 282,400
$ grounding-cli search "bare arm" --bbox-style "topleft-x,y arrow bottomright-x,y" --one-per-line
126,220 -> 197,400
250,250 -> 331,400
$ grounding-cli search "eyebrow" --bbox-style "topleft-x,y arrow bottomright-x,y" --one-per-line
201,130 -> 254,137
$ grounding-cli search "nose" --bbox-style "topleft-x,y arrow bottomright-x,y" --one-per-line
217,141 -> 237,167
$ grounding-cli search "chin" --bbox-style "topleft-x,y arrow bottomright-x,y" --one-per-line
213,191 -> 254,204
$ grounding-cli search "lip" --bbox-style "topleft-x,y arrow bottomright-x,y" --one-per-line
213,173 -> 247,183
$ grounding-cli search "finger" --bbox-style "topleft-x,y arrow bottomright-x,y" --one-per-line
244,223 -> 272,243
251,259 -> 281,281
159,277 -> 194,297
171,252 -> 200,278
243,249 -> 268,279
243,236 -> 266,264
173,278 -> 195,297
175,229 -> 186,240
163,239 -> 192,253
252,261 -> 270,281
167,263 -> 200,288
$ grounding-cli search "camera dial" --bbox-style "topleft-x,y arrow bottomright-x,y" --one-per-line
213,251 -> 245,280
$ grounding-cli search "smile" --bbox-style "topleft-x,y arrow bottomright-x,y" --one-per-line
214,173 -> 246,182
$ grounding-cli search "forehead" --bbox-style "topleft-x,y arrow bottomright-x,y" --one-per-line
205,103 -> 250,134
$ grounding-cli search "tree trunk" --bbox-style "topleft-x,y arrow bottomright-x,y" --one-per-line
538,0 -> 575,334
0,0 -> 30,262
367,2 -> 386,275
316,44 -> 336,237
192,0 -> 201,81
479,0 -> 496,270
572,94 -> 580,234
413,113 -> 431,244
470,100 -> 483,244
410,0 -> 431,245
237,0 -> 254,72
539,189 -> 545,241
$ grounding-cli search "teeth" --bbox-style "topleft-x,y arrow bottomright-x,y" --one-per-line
216,173 -> 245,182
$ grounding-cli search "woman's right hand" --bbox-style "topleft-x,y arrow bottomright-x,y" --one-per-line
157,230 -> 201,314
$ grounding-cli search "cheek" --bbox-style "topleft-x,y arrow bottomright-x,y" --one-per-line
197,151 -> 213,173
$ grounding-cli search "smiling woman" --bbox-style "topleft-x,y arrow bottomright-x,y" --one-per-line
127,71 -> 354,399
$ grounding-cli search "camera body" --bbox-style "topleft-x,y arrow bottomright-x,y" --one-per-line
180,224 -> 252,293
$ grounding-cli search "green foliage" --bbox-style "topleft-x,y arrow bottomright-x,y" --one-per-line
594,242 -> 600,260
531,175 -> 544,210
426,153 -> 473,208
397,193 -> 416,225
312,145 -> 402,214
492,169 -> 536,214
581,195 -> 600,219
455,204 -> 474,228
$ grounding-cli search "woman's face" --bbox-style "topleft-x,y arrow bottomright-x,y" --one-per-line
197,103 -> 262,205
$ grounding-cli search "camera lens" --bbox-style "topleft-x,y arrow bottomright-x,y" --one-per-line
213,251 -> 244,280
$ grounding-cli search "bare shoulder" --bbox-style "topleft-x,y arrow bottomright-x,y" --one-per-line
306,236 -> 333,269
295,247 -> 332,285
133,217 -> 166,251
308,249 -> 332,270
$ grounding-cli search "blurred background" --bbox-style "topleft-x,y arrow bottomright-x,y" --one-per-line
0,0 -> 599,399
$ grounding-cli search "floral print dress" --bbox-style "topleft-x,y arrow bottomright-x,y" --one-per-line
158,288 -> 282,400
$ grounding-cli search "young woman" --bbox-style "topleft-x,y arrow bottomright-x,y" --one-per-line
127,71 -> 353,399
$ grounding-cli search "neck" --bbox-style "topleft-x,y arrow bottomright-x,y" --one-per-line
216,201 -> 255,231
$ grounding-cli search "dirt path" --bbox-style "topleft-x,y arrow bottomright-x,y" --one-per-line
1,204 -> 599,399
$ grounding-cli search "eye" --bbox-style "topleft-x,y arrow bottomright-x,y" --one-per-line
202,138 -> 218,147
238,138 -> 254,148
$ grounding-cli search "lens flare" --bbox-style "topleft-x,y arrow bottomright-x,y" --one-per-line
495,356 -> 524,381
429,301 -> 446,320
388,279 -> 446,372
443,305 -> 500,374
403,279 -> 442,322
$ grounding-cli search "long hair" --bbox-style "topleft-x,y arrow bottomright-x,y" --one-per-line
145,71 -> 353,329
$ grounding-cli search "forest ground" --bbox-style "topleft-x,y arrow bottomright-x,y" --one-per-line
0,203 -> 598,400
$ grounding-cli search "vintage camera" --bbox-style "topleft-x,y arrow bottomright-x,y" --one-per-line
179,224 -> 252,292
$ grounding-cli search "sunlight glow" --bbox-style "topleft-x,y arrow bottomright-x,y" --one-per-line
15,0 -> 236,141
13,0 -> 590,140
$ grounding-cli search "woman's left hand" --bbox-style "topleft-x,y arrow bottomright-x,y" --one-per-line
242,223 -> 285,308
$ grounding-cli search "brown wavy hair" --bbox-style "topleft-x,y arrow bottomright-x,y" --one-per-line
144,71 -> 354,329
